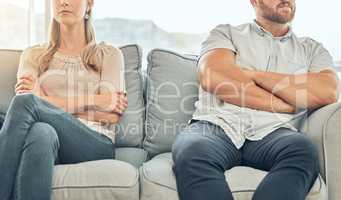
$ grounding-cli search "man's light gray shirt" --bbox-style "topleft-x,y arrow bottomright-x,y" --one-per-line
192,21 -> 335,148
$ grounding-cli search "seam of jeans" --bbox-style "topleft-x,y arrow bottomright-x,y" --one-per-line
31,94 -> 41,121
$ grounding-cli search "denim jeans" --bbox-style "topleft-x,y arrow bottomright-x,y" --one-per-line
172,120 -> 319,200
0,94 -> 115,200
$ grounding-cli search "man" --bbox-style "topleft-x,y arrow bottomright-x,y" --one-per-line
172,0 -> 340,200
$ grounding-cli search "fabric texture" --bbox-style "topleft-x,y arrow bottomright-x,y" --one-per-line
115,45 -> 145,147
172,120 -> 320,200
0,113 -> 4,129
140,153 -> 326,200
192,22 -> 336,148
115,147 -> 148,168
144,49 -> 198,156
0,94 -> 115,200
52,160 -> 139,200
17,42 -> 125,142
300,102 -> 341,199
0,45 -> 145,147
0,49 -> 20,113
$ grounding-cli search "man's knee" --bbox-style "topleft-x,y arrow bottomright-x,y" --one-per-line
172,134 -> 214,170
278,134 -> 319,173
289,134 -> 318,160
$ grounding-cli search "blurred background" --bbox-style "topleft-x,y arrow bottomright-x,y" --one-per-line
0,0 -> 340,77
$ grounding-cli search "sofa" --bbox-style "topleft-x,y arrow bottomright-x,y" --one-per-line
0,44 -> 340,200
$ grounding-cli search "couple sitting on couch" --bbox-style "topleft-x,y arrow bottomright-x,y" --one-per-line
0,0 -> 340,200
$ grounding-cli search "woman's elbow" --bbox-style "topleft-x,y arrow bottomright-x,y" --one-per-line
109,113 -> 123,124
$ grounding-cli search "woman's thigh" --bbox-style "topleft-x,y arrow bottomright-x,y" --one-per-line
30,94 -> 115,164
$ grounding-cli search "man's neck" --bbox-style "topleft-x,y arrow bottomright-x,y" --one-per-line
59,22 -> 87,55
255,17 -> 290,37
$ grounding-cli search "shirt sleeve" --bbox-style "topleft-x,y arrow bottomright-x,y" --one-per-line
308,39 -> 336,73
199,24 -> 236,61
97,43 -> 126,94
17,45 -> 42,80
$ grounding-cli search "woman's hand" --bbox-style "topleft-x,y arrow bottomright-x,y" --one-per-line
15,74 -> 37,94
93,92 -> 128,115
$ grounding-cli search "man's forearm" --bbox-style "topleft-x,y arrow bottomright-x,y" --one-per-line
201,67 -> 295,113
248,70 -> 340,109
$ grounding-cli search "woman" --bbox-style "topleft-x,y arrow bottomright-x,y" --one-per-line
0,0 -> 127,199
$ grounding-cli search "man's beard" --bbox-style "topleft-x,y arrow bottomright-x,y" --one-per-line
259,0 -> 296,24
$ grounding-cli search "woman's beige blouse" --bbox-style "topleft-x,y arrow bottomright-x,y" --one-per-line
16,42 -> 126,143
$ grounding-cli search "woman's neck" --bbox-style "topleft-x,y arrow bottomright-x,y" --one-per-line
59,22 -> 87,55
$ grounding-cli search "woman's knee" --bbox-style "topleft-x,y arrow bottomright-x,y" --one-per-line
10,94 -> 37,112
25,122 -> 59,152
12,93 -> 36,106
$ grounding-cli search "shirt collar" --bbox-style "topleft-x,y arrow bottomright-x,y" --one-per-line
252,20 -> 293,42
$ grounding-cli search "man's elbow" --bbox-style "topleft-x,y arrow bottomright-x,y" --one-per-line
323,90 -> 339,104
199,73 -> 213,93
312,89 -> 339,108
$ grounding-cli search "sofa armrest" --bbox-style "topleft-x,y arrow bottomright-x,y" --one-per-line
300,102 -> 341,200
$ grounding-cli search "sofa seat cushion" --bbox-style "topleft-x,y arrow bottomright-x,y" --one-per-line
52,159 -> 139,200
140,153 -> 327,200
115,147 -> 148,168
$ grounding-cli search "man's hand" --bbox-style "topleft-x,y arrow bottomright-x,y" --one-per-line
245,69 -> 340,109
15,74 -> 37,94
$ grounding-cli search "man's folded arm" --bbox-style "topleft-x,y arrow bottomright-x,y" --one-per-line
198,48 -> 295,114
247,69 -> 340,110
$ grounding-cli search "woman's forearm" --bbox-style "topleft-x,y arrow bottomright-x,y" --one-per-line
40,95 -> 92,114
74,111 -> 121,124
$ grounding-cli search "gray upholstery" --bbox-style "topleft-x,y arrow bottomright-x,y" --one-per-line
114,45 -> 145,147
140,153 -> 327,200
0,46 -> 146,200
52,159 -> 139,200
1,47 -> 340,200
300,103 -> 341,200
144,49 -> 198,156
115,147 -> 148,168
0,45 -> 146,148
0,49 -> 20,114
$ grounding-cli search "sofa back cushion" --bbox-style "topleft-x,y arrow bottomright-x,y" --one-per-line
0,49 -> 21,114
144,49 -> 199,156
115,45 -> 145,147
0,44 -> 145,147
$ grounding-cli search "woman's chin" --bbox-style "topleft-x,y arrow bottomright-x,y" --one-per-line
57,17 -> 78,26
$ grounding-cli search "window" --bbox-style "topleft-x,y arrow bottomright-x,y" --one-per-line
0,0 -> 47,49
92,0 -> 341,75
1,0 -> 340,78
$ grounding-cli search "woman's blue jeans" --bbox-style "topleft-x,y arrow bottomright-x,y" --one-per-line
0,94 -> 115,200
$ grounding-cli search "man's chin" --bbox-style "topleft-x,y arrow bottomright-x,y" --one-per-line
274,14 -> 294,24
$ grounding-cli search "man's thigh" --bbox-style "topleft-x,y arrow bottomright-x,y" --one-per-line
241,128 -> 318,171
172,120 -> 241,171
